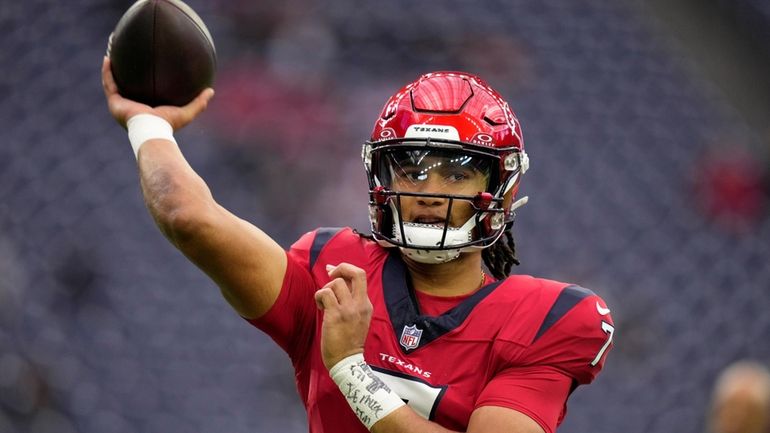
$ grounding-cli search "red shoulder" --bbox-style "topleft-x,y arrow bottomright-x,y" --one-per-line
289,227 -> 385,275
490,277 -> 615,385
483,276 -> 566,344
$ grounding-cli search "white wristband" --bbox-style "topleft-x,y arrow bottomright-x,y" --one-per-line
126,114 -> 177,157
329,353 -> 405,430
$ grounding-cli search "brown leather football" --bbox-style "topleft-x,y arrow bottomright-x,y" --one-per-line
108,0 -> 216,107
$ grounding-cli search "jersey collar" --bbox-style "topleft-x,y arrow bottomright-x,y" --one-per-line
382,250 -> 503,354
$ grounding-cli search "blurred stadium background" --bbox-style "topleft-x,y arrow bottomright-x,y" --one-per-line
2,0 -> 770,432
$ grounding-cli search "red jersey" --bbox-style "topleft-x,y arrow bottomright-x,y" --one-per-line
249,228 -> 614,433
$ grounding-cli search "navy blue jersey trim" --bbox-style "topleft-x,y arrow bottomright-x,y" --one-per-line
533,285 -> 594,342
309,227 -> 343,270
383,250 -> 503,354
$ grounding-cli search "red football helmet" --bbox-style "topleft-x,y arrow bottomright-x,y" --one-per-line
363,71 -> 529,264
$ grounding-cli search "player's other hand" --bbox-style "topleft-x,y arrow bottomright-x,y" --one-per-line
315,263 -> 373,370
101,56 -> 214,131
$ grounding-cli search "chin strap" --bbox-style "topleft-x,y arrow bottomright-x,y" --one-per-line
393,222 -> 468,264
388,193 -> 531,265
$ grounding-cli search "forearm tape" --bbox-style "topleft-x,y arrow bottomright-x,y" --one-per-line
329,353 -> 406,429
127,114 -> 176,157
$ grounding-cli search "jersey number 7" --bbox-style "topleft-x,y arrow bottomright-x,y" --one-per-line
590,321 -> 614,366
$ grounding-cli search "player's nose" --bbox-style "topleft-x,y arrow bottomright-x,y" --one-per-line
416,187 -> 446,207
416,196 -> 445,207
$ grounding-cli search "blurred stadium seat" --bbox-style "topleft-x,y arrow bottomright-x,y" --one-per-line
1,0 -> 768,432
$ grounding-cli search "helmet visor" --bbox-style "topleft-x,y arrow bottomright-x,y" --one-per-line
375,148 -> 494,195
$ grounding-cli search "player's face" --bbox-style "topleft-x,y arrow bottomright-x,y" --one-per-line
381,149 -> 492,227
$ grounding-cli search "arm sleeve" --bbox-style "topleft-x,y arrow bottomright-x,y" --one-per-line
475,366 -> 573,433
245,231 -> 319,363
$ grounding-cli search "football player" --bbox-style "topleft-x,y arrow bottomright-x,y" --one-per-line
102,57 -> 614,433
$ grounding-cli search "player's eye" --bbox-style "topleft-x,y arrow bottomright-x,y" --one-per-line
399,168 -> 427,182
441,167 -> 475,183
445,172 -> 468,182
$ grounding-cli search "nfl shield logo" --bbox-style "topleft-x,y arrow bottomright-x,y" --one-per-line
400,325 -> 423,350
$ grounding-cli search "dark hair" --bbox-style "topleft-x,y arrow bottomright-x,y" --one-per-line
482,222 -> 519,280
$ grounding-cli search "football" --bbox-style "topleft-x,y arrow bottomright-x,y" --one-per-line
108,0 -> 216,107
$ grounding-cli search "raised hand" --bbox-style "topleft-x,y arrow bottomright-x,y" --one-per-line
101,56 -> 214,131
315,263 -> 373,370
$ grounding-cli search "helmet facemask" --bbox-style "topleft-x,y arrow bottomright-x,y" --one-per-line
364,138 -> 527,264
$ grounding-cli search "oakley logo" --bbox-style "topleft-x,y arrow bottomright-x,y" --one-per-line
470,132 -> 494,146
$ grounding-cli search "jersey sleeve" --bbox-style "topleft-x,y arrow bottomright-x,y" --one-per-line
245,230 -> 318,363
475,365 -> 573,433
523,289 -> 615,385
476,284 -> 615,432
244,227 -> 370,364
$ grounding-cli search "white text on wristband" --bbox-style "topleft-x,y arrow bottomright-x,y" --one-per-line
126,114 -> 177,157
329,353 -> 406,430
